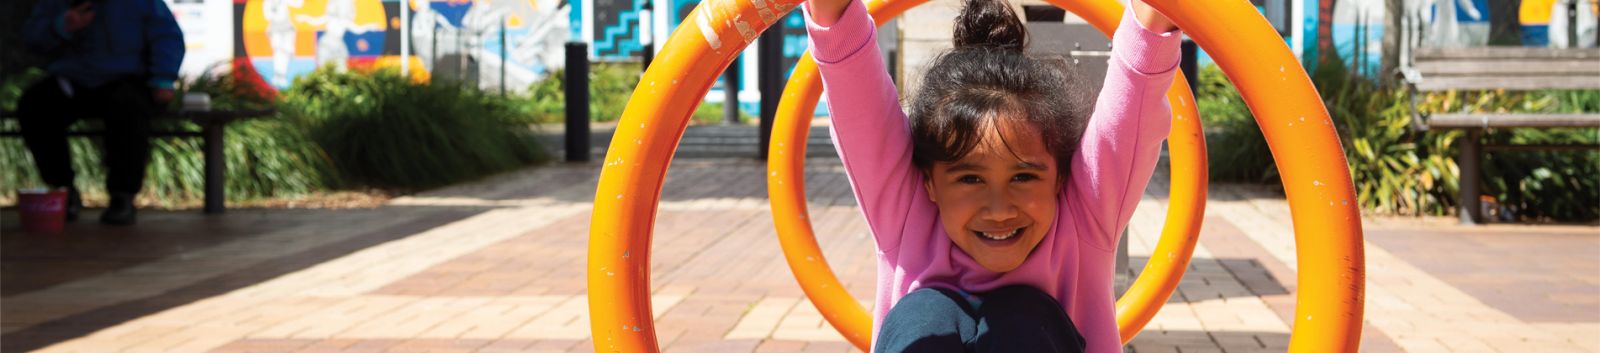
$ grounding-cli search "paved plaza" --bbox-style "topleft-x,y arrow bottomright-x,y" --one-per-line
3,139 -> 1598,352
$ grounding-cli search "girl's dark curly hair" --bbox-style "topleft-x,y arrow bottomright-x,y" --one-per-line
908,0 -> 1092,182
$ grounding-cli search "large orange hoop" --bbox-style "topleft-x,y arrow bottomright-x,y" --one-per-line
586,0 -> 1365,351
765,0 -> 1208,350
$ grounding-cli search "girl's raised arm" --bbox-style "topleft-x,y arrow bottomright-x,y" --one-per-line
803,0 -> 924,252
809,0 -> 851,26
1065,5 -> 1181,251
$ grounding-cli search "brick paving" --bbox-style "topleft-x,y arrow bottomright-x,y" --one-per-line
3,147 -> 1596,352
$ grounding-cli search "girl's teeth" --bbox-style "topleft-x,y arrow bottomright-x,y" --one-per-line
979,228 -> 1020,240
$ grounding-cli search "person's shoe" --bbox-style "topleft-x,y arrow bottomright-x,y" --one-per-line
63,187 -> 82,222
100,193 -> 137,225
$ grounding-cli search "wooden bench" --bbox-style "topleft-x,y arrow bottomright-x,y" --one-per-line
1,105 -> 274,214
1402,46 -> 1600,224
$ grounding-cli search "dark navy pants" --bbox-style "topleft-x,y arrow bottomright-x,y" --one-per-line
875,285 -> 1086,353
17,76 -> 159,195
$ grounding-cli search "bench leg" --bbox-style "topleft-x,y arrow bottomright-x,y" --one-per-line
204,122 -> 225,214
1457,129 -> 1482,224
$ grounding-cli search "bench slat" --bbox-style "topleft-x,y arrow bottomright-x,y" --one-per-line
1427,113 -> 1600,128
1414,47 -> 1600,60
1483,143 -> 1600,152
1413,60 -> 1600,76
1414,76 -> 1600,91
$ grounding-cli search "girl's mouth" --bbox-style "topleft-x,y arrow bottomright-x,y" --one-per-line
976,227 -> 1024,241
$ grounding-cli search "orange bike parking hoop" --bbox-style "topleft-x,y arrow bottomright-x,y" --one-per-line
586,0 -> 1365,351
765,0 -> 1208,349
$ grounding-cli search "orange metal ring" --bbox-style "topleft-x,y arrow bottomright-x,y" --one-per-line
766,0 -> 1207,350
588,0 -> 1364,350
585,0 -> 806,351
1141,0 -> 1366,351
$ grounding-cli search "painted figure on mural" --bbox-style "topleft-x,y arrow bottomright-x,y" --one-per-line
461,0 -> 563,86
1518,0 -> 1597,47
1428,0 -> 1487,47
264,0 -> 302,87
1548,0 -> 1599,47
410,0 -> 457,71
509,0 -> 573,79
297,0 -> 380,69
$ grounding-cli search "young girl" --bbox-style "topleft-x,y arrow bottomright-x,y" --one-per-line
801,0 -> 1180,351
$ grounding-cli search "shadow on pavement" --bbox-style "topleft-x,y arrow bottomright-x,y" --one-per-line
0,205 -> 493,352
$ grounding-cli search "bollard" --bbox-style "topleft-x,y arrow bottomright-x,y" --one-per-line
724,58 -> 741,125
757,20 -> 783,160
1181,39 -> 1197,94
640,2 -> 655,70
565,42 -> 591,162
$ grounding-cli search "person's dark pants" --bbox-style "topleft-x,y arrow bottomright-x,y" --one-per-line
876,285 -> 1086,353
17,76 -> 158,195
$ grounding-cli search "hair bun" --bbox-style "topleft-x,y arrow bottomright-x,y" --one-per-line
952,0 -> 1027,51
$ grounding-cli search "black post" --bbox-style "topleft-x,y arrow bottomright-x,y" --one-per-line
565,42 -> 591,162
1181,39 -> 1198,91
724,57 -> 741,124
500,21 -> 508,96
203,122 -> 225,214
640,2 -> 655,70
757,20 -> 784,160
1458,129 -> 1483,224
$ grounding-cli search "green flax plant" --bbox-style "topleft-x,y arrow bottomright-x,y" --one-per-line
283,67 -> 548,192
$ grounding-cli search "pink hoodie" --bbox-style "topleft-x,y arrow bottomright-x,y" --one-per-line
802,1 -> 1181,352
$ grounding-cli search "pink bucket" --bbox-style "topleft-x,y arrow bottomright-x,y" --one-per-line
17,188 -> 67,234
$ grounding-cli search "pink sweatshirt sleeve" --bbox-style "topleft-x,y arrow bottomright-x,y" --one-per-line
1067,10 -> 1182,251
803,0 -> 921,252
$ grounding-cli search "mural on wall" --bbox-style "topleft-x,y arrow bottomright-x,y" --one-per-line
1521,0 -> 1599,47
236,0 -> 569,91
592,0 -> 648,59
659,0 -> 810,114
1305,0 -> 1497,75
240,0 -> 392,88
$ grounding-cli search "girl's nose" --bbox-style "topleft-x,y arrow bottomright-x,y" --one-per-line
981,191 -> 1019,222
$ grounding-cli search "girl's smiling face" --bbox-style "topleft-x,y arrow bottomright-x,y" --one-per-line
924,117 -> 1060,273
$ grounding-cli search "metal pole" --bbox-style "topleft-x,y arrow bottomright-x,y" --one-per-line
724,57 -> 741,125
203,122 -> 225,214
640,1 -> 654,70
501,21 -> 507,96
432,23 -> 438,75
459,28 -> 466,81
757,19 -> 783,160
566,42 -> 592,162
1458,129 -> 1483,224
401,0 -> 410,75
1181,39 -> 1197,92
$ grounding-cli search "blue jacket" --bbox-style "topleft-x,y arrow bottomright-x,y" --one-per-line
24,0 -> 186,90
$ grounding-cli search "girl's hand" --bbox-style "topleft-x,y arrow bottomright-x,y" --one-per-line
1130,0 -> 1177,33
810,0 -> 852,27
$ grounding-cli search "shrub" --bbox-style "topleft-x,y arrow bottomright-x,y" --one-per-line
1195,65 -> 1278,183
521,62 -> 641,123
1195,60 -> 1598,222
1312,64 -> 1460,217
520,62 -> 755,124
1416,89 -> 1599,221
283,67 -> 549,192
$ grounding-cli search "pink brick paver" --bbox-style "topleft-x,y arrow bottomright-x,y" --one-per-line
3,153 -> 1594,353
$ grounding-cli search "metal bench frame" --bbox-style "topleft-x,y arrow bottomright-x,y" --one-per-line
1403,46 -> 1600,224
2,108 -> 274,214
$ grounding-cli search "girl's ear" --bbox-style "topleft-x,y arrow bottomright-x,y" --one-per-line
924,176 -> 939,203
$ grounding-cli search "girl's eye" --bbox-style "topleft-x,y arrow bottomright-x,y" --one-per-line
1012,173 -> 1040,182
956,175 -> 982,184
